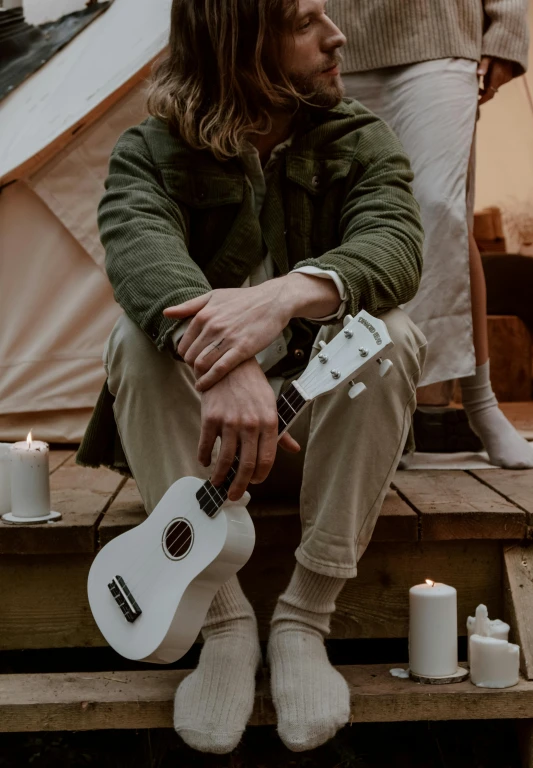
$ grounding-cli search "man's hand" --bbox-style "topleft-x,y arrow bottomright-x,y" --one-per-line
200,357 -> 300,500
165,281 -> 292,390
478,57 -> 514,105
163,273 -> 341,391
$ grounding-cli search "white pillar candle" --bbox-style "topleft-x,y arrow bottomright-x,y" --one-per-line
9,433 -> 51,518
470,635 -> 520,688
0,443 -> 12,515
409,580 -> 458,677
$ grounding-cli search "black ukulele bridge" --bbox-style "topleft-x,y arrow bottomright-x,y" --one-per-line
108,575 -> 142,623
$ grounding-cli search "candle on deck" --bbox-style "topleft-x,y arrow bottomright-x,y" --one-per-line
0,443 -> 12,515
409,580 -> 458,677
9,432 -> 51,519
470,635 -> 520,688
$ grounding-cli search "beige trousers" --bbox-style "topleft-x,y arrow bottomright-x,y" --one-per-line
104,308 -> 426,579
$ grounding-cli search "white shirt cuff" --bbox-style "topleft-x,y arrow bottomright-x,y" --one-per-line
171,318 -> 192,351
291,266 -> 347,321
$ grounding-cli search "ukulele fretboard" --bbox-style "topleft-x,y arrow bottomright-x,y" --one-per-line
196,382 -> 308,517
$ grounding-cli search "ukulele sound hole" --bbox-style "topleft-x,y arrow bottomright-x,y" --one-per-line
162,518 -> 194,560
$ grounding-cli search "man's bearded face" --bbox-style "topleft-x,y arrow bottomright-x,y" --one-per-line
287,52 -> 345,108
282,0 -> 346,108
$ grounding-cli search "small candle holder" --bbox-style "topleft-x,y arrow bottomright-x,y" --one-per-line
1,434 -> 61,525
2,510 -> 62,524
409,667 -> 469,685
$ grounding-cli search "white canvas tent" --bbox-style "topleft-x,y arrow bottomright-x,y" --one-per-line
0,0 -> 532,443
0,0 -> 170,442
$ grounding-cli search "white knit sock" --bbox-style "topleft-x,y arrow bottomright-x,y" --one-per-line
173,576 -> 261,754
267,563 -> 350,752
460,361 -> 533,468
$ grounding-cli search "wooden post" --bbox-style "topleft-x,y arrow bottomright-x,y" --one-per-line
504,546 -> 533,768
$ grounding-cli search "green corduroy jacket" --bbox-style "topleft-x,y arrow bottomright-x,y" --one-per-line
76,98 -> 424,476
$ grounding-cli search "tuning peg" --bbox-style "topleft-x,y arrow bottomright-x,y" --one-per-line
318,340 -> 327,349
348,381 -> 367,400
378,358 -> 393,378
342,314 -> 354,328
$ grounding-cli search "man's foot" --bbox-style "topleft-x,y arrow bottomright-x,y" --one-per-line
266,563 -> 350,752
173,577 -> 261,754
461,361 -> 533,468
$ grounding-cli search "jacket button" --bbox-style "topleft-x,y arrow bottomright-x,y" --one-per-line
294,348 -> 305,360
311,175 -> 320,188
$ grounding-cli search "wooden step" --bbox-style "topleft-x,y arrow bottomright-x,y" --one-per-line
2,664 -> 533,733
0,454 -> 126,555
1,452 -> 532,651
393,469 -> 527,540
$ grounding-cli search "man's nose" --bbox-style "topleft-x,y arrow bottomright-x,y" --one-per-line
323,18 -> 346,50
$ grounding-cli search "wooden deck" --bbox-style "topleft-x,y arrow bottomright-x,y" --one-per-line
1,451 -> 533,649
1,447 -> 533,746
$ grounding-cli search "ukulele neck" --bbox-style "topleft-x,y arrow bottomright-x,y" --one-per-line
196,382 -> 309,518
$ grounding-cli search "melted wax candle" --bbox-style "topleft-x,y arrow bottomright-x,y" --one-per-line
470,635 -> 519,688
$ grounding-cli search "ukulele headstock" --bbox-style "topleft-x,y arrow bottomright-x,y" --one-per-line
297,310 -> 394,401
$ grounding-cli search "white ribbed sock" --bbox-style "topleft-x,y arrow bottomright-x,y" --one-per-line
460,361 -> 533,468
267,563 -> 350,752
173,576 -> 261,754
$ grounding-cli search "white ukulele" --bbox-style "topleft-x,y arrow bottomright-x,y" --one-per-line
88,310 -> 393,663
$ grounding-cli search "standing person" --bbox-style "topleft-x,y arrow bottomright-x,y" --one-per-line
77,0 -> 427,753
329,0 -> 532,467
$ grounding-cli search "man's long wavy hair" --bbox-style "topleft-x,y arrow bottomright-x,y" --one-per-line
147,0 -> 301,160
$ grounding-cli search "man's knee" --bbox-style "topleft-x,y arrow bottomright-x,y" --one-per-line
380,308 -> 427,378
312,309 -> 426,377
105,313 -> 173,393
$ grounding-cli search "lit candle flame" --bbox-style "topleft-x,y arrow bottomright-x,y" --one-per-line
26,430 -> 33,450
425,579 -> 435,587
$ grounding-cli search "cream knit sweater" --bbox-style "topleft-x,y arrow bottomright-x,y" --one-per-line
329,0 -> 529,75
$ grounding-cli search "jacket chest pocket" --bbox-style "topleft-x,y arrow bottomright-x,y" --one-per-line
285,155 -> 353,261
158,167 -> 245,268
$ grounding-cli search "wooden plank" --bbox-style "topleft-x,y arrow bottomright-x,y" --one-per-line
98,479 -> 145,546
372,490 -> 418,542
486,316 -> 532,402
394,470 -> 526,540
471,469 -> 533,524
243,539 -> 503,641
0,554 -> 104,650
49,450 -> 74,473
0,538 -> 502,650
504,545 -> 533,680
0,456 -> 125,554
499,402 -> 533,440
98,483 -> 418,548
3,664 -> 533,732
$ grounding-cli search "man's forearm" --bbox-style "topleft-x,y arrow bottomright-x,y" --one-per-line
280,272 -> 343,320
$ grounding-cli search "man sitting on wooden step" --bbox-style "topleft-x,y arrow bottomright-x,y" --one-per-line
76,0 -> 427,754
